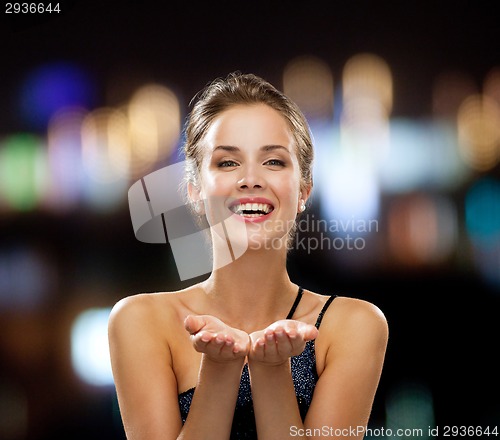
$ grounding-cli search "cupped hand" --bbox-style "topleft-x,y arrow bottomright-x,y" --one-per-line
184,314 -> 250,362
248,319 -> 318,366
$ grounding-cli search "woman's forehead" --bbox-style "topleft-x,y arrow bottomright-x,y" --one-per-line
204,104 -> 294,149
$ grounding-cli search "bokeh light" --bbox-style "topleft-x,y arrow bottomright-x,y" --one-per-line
387,193 -> 458,266
318,152 -> 380,233
81,107 -> 131,183
127,83 -> 181,177
340,53 -> 392,163
457,94 -> 500,171
342,53 -> 392,116
46,107 -> 87,212
283,55 -> 334,121
80,107 -> 131,211
385,381 -> 435,440
18,62 -> 94,131
378,119 -> 468,192
465,177 -> 500,262
0,134 -> 48,212
71,307 -> 114,387
0,246 -> 58,312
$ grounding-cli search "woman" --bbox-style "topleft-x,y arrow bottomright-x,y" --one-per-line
108,72 -> 388,439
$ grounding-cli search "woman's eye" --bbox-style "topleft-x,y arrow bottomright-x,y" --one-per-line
265,159 -> 285,167
217,160 -> 238,168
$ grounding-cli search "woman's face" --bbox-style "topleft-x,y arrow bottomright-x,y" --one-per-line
192,103 -> 308,250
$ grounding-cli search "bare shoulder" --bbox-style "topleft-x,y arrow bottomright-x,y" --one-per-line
108,287 -> 196,338
315,294 -> 388,351
333,296 -> 387,328
109,292 -> 172,329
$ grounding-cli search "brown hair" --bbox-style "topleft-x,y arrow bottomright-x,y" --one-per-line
183,72 -> 314,192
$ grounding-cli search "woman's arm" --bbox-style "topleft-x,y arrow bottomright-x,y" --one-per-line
304,298 -> 389,439
108,295 -> 183,439
108,296 -> 249,440
179,315 -> 249,440
246,299 -> 388,440
247,320 -> 319,439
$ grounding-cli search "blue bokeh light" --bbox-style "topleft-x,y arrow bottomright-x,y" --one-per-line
465,177 -> 500,243
19,62 -> 95,130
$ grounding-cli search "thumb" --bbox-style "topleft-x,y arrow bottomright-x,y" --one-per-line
300,323 -> 319,341
184,315 -> 206,335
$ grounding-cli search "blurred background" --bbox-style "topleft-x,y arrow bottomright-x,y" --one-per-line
1,1 -> 499,439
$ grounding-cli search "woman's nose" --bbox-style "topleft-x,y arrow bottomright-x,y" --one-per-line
237,166 -> 265,190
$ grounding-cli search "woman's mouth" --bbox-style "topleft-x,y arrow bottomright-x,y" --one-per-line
229,202 -> 274,218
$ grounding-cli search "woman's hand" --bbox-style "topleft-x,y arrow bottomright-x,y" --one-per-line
184,315 -> 250,362
248,320 -> 318,366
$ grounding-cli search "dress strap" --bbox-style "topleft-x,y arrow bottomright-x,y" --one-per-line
286,286 -> 304,319
315,295 -> 336,328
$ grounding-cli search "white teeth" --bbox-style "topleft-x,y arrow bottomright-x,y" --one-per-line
230,202 -> 273,216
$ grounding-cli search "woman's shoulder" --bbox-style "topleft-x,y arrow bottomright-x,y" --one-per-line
308,291 -> 388,342
332,295 -> 386,323
108,286 -> 201,333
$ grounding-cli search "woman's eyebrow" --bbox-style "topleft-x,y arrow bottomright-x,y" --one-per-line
213,145 -> 240,152
261,145 -> 290,153
211,145 -> 290,153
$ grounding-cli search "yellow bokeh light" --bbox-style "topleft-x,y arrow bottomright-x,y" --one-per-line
81,108 -> 131,183
340,53 -> 392,161
457,94 -> 500,171
283,55 -> 334,120
127,84 -> 181,177
342,52 -> 393,116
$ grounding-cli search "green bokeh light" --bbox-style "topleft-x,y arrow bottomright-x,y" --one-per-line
0,134 -> 48,211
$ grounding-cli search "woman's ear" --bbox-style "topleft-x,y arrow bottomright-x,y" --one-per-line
187,181 -> 204,214
298,184 -> 313,212
302,184 -> 312,203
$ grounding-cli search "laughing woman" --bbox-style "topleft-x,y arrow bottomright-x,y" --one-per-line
108,72 -> 388,439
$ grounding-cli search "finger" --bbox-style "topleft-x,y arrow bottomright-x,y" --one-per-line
213,333 -> 226,347
252,336 -> 266,356
285,327 -> 298,339
219,336 -> 237,355
224,334 -> 250,355
227,334 -> 246,354
274,326 -> 294,355
190,331 -> 213,353
209,334 -> 242,359
193,332 -> 228,354
232,342 -> 243,354
263,329 -> 278,356
184,315 -> 206,335
299,323 -> 319,341
192,330 -> 213,344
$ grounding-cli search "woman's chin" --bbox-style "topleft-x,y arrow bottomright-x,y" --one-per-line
245,234 -> 289,252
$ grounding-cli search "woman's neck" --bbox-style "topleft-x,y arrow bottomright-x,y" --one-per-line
200,247 -> 298,332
